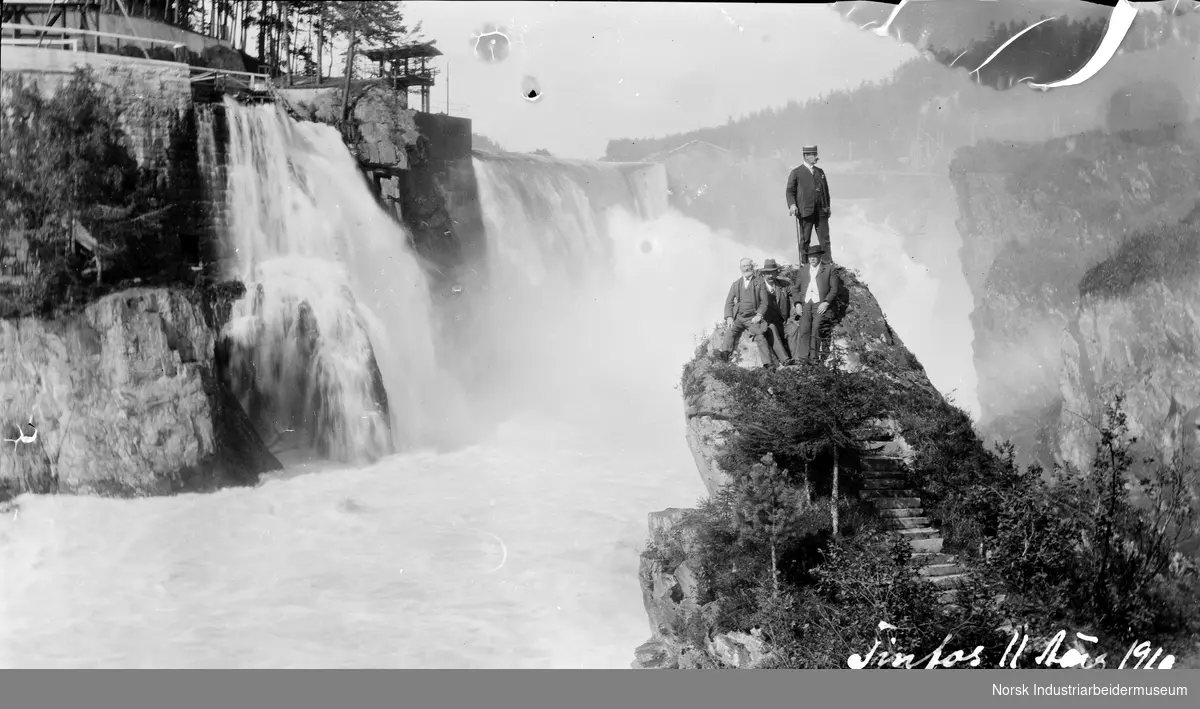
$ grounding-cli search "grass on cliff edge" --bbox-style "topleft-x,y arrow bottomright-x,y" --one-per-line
660,353 -> 1200,668
1078,212 -> 1200,301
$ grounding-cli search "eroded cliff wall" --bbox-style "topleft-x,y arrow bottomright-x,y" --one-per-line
949,122 -> 1200,466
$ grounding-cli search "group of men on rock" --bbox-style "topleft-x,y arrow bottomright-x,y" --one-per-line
712,144 -> 840,368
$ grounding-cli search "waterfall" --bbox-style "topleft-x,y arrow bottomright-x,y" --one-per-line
471,153 -> 667,291
213,98 -> 444,463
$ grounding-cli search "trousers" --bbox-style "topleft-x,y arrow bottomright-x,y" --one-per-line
797,214 -> 832,263
720,315 -> 790,366
785,301 -> 827,361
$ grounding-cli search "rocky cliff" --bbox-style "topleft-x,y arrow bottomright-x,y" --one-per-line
0,287 -> 281,502
636,268 -> 955,669
949,121 -> 1200,467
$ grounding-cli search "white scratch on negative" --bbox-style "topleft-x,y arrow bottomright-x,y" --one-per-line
1027,0 -> 1140,91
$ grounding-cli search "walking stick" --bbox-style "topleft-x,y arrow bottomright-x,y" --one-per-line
794,215 -> 803,264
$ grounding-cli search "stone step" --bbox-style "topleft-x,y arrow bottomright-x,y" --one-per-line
938,589 -> 959,604
919,563 -> 963,578
929,573 -> 970,590
912,552 -> 955,566
882,516 -> 932,530
896,527 -> 941,540
872,497 -> 922,509
861,478 -> 910,490
860,489 -> 923,499
858,456 -> 907,472
857,470 -> 909,481
878,507 -> 924,518
910,537 -> 944,553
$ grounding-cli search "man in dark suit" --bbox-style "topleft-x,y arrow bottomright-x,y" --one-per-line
785,144 -> 832,264
785,246 -> 840,363
758,258 -> 793,365
714,257 -> 788,367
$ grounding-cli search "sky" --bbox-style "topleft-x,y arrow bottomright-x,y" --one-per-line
404,2 -> 918,159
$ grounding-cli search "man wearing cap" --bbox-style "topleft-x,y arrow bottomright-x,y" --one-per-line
786,246 -> 840,364
785,145 -> 833,264
714,258 -> 786,367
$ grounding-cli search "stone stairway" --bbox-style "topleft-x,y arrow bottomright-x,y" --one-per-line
852,423 -> 969,605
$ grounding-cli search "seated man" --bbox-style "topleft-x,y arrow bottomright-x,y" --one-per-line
713,257 -> 784,367
785,246 -> 840,364
758,258 -> 793,365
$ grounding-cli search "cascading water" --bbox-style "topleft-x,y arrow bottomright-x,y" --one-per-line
0,144 -> 764,669
217,98 -> 447,462
471,154 -> 667,291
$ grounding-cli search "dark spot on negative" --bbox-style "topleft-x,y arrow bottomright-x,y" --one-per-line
521,76 -> 543,102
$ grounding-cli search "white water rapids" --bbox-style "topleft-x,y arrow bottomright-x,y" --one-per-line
0,102 -> 961,668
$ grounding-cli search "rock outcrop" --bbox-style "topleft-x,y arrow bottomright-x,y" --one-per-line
0,287 -> 281,502
636,269 -> 967,668
949,122 -> 1200,467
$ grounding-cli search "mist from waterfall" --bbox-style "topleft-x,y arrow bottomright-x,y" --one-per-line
0,145 -> 738,667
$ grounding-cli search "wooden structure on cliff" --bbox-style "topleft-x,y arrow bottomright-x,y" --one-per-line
363,41 -> 442,113
1,1 -> 102,49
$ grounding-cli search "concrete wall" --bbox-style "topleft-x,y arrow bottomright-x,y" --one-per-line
96,14 -> 236,57
413,112 -> 472,161
1,46 -> 192,171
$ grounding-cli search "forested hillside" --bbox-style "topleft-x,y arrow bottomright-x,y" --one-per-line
605,12 -> 1199,166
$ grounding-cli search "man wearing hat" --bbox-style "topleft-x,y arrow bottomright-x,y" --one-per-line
715,258 -> 790,367
785,246 -> 840,364
759,258 -> 794,365
785,144 -> 833,264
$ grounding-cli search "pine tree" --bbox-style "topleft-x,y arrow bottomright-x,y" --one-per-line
323,1 -> 421,123
732,454 -> 805,595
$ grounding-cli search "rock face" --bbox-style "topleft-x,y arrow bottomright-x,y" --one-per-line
1058,276 -> 1200,472
0,287 -> 281,502
949,122 -> 1200,466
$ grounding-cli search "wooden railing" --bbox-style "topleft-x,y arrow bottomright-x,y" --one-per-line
1,21 -> 187,59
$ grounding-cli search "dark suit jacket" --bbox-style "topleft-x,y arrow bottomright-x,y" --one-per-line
785,164 -> 832,219
788,263 -> 840,311
723,276 -> 770,320
761,278 -> 791,324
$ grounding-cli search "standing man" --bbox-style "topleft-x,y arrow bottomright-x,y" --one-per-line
785,144 -> 833,264
714,258 -> 779,367
786,246 -> 840,364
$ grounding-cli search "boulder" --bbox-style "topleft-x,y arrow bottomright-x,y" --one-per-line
631,639 -> 680,669
707,631 -> 774,669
